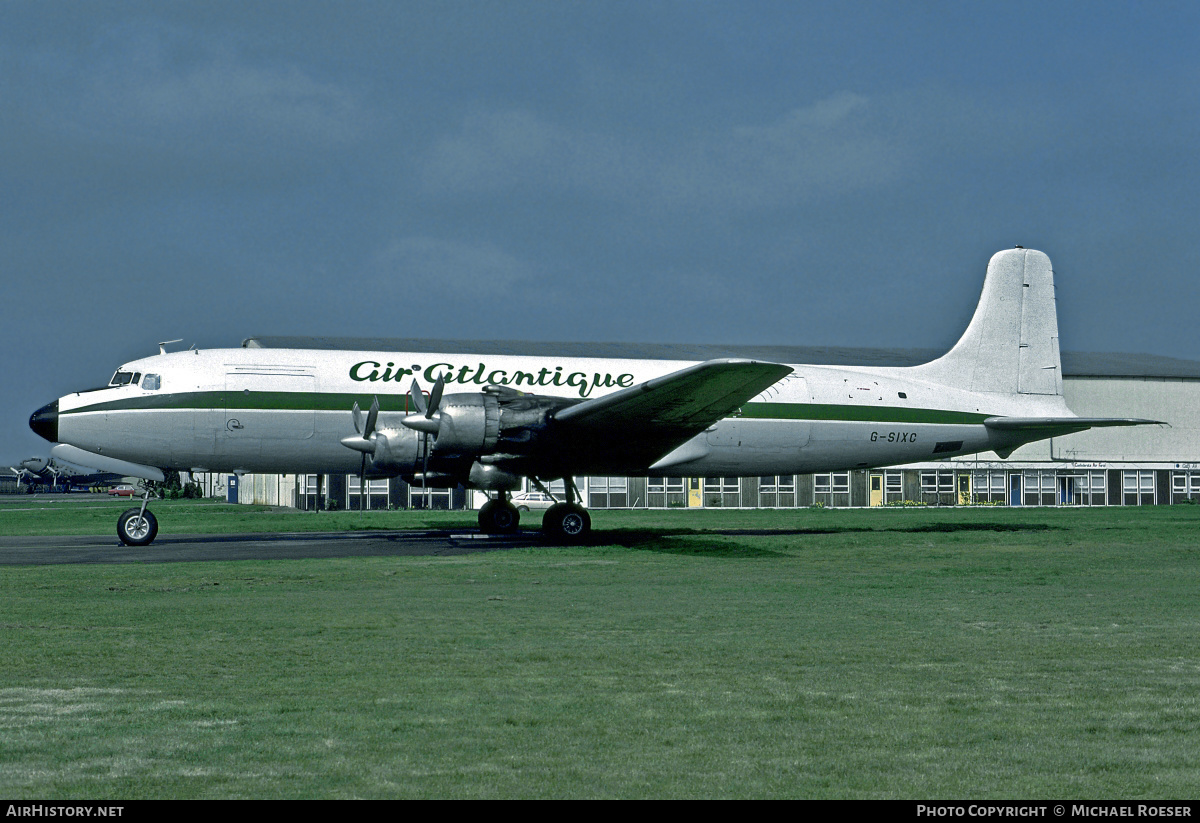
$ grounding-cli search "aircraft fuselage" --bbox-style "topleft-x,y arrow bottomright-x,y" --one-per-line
43,347 -> 1061,478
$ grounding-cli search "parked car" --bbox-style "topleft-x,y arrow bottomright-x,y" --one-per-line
510,491 -> 556,511
108,484 -> 137,497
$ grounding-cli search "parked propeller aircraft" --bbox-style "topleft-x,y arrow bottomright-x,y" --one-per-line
29,248 -> 1155,546
6,453 -> 123,491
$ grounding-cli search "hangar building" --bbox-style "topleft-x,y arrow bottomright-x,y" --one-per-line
198,339 -> 1200,511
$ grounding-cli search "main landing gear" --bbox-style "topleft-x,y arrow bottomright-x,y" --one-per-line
478,494 -> 521,534
117,487 -> 158,546
477,480 -> 592,542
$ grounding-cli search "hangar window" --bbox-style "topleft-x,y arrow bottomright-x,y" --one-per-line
588,476 -> 628,509
648,476 -> 683,494
814,472 -> 850,495
758,475 -> 796,508
1171,471 -> 1200,504
703,476 -> 740,507
349,476 -> 389,511
920,471 -> 954,496
647,476 -> 684,508
813,472 -> 850,507
1122,471 -> 1155,506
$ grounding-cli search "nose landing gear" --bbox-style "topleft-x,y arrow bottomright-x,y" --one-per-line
117,488 -> 158,546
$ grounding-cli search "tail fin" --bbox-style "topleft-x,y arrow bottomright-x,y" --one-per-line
914,248 -> 1063,396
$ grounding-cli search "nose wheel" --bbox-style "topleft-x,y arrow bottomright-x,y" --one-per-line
117,507 -> 158,546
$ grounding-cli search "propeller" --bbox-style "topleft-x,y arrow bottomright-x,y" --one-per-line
340,396 -> 380,507
404,376 -> 445,507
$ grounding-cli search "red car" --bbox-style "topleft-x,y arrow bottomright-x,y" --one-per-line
108,484 -> 137,497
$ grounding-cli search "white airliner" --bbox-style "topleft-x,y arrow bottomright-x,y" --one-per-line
29,248 -> 1154,546
7,453 -> 123,490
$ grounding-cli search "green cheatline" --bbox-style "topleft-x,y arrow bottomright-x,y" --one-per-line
62,391 -> 995,426
739,401 -> 991,425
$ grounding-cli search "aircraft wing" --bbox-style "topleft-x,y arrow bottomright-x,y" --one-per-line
554,359 -> 796,434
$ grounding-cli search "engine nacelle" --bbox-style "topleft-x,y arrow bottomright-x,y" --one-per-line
364,427 -> 423,475
429,393 -> 501,454
468,462 -> 522,491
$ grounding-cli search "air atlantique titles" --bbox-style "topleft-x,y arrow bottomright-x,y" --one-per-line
349,360 -> 636,398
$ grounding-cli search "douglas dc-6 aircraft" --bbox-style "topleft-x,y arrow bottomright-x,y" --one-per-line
29,248 -> 1155,546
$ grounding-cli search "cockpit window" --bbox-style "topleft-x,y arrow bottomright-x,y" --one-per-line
143,374 -> 161,391
110,371 -> 134,386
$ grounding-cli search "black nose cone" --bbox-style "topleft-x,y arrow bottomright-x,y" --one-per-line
29,400 -> 59,443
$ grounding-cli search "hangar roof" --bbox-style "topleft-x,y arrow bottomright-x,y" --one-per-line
242,337 -> 1200,380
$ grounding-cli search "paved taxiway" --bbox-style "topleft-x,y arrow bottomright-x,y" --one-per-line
0,530 -> 540,565
0,493 -> 543,564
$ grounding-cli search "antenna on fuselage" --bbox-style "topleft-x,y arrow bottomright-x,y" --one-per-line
158,339 -> 183,355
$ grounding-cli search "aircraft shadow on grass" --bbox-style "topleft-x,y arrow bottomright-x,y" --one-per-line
586,521 -> 1060,558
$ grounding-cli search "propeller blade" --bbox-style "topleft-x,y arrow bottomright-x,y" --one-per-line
364,396 -> 380,438
409,380 -> 426,415
351,402 -> 362,434
360,455 -> 367,505
427,376 -> 445,419
422,431 -> 430,500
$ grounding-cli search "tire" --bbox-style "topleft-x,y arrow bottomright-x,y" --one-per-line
478,500 -> 520,534
117,507 -> 158,546
541,503 -> 591,542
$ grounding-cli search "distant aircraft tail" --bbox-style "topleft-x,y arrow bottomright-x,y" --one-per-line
913,247 -> 1063,396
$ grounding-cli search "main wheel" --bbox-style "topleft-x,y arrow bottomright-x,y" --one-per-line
541,502 -> 591,542
117,507 -> 158,546
478,499 -> 521,534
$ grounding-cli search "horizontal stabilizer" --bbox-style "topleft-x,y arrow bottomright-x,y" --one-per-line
983,416 -> 1164,438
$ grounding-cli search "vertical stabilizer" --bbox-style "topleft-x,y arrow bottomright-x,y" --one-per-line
914,248 -> 1063,396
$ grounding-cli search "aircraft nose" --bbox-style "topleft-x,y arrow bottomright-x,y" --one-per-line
29,400 -> 59,443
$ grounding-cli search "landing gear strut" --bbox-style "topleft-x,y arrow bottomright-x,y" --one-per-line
117,487 -> 158,546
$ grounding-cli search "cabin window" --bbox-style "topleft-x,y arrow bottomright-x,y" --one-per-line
143,374 -> 161,391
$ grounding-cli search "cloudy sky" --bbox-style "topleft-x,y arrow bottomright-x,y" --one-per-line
2,0 -> 1198,460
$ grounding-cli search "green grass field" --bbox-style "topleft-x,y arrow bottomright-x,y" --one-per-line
1,500 -> 1198,798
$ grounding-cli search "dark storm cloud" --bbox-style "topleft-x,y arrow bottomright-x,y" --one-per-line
2,0 -> 1199,459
